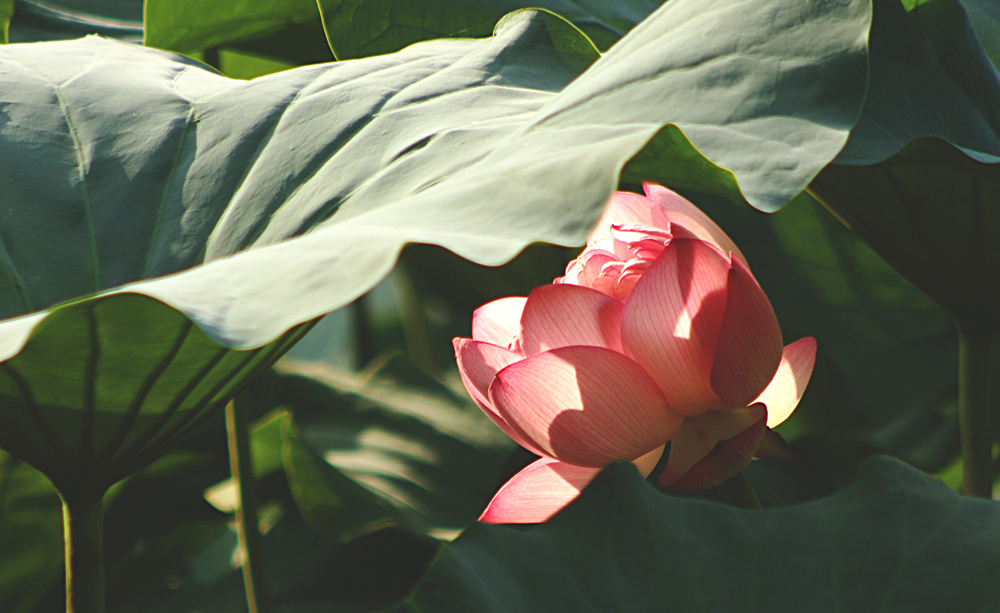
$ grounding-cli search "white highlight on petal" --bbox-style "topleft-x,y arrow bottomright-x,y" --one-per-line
672,310 -> 693,339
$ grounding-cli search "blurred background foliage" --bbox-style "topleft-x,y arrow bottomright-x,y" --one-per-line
0,0 -> 996,610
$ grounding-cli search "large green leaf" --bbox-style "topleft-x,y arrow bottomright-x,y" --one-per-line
143,0 -> 332,65
837,0 -> 1000,166
960,0 -> 1000,68
587,0 -> 869,211
391,457 -> 1000,612
0,0 -> 870,488
317,0 -> 663,58
815,139 -> 1000,324
815,0 -> 1000,322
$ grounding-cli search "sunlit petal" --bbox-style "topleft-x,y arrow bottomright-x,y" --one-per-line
488,346 -> 679,467
479,458 -> 601,524
754,337 -> 818,428
453,338 -> 543,455
472,297 -> 527,350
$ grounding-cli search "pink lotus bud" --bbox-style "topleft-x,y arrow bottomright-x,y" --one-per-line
454,184 -> 816,523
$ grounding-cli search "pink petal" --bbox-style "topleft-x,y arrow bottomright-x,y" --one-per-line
620,238 -> 730,416
488,346 -> 680,467
610,224 -> 672,249
642,182 -> 746,265
519,284 -> 624,356
452,338 -> 544,455
576,249 -> 618,285
710,256 -> 783,408
479,448 -> 666,524
472,297 -> 527,349
585,191 -> 672,243
659,404 -> 767,489
479,458 -> 601,524
754,337 -> 818,428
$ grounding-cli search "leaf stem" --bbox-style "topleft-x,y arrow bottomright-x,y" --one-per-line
62,489 -> 104,613
958,320 -> 994,498
226,391 -> 271,613
724,471 -> 763,510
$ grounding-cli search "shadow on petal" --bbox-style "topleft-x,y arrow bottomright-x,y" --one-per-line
490,346 -> 678,467
622,239 -> 730,416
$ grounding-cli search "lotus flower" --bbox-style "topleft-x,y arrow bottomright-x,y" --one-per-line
454,183 -> 816,523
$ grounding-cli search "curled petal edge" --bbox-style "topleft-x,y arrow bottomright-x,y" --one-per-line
754,336 -> 817,428
452,338 -> 543,456
472,297 -> 527,349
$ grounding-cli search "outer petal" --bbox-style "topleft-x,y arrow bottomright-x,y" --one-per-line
472,297 -> 527,349
452,338 -> 543,455
710,256 -> 783,408
621,238 -> 729,416
479,458 -> 600,524
488,346 -> 680,467
659,404 -> 767,489
519,284 -> 624,356
642,182 -> 746,265
479,448 -> 666,524
754,337 -> 818,428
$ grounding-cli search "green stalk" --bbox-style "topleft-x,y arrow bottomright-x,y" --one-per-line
392,260 -> 441,377
958,320 -> 994,498
62,489 -> 105,613
724,471 -> 763,510
226,392 -> 271,613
